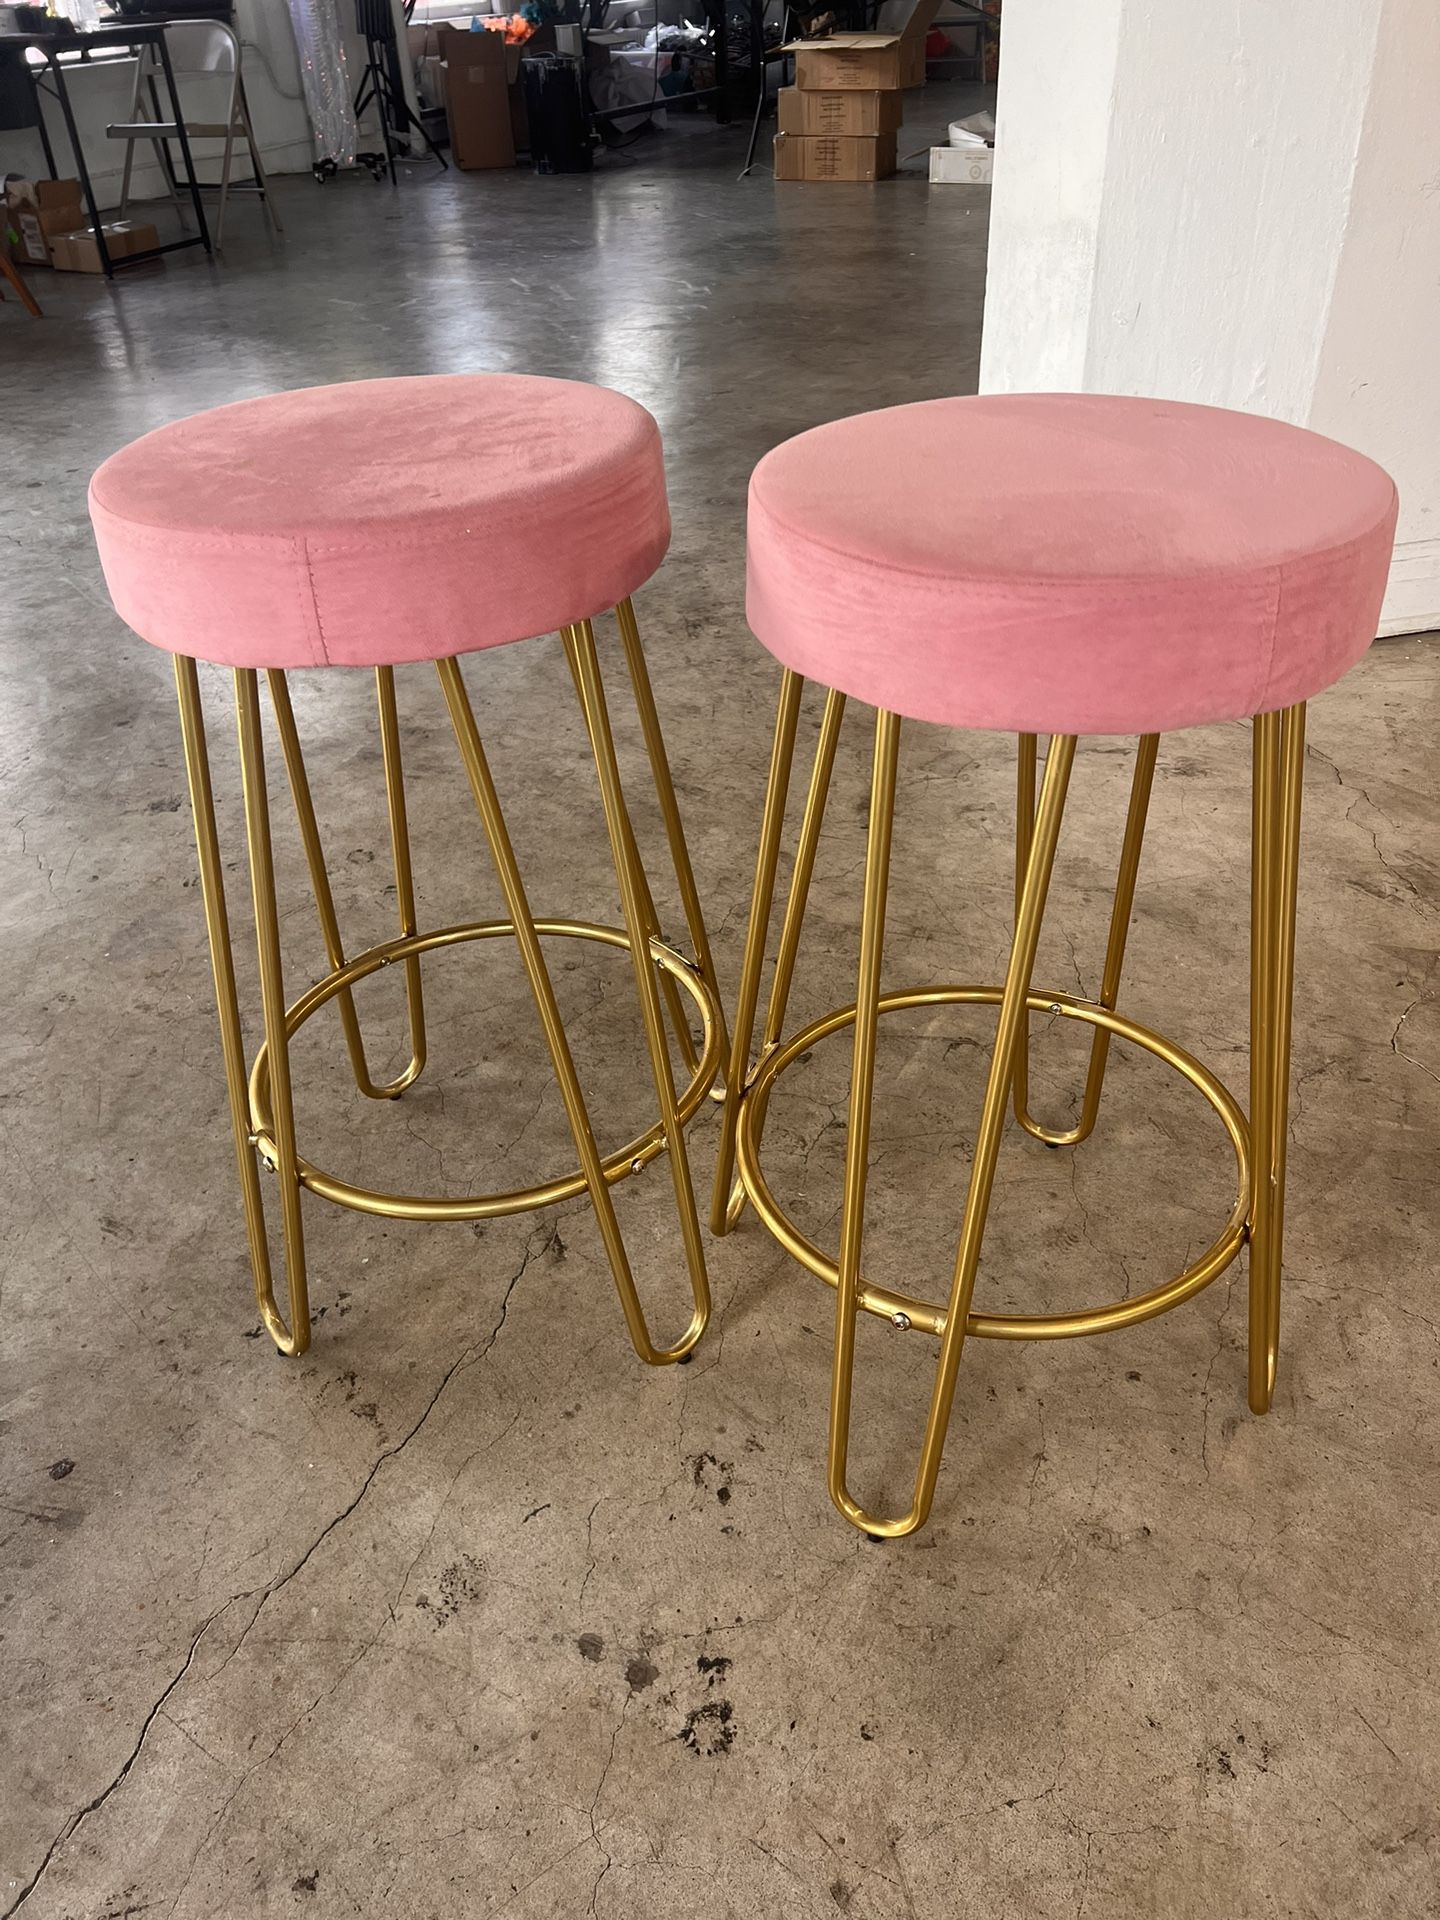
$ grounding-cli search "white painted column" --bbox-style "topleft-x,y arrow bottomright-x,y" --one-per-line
980,0 -> 1440,636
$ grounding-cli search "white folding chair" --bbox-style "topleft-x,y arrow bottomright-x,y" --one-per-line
107,21 -> 282,251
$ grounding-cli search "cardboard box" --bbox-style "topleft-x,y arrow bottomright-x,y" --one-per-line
929,143 -> 992,183
777,86 -> 902,137
896,0 -> 939,85
773,132 -> 897,182
3,192 -> 46,266
50,220 -> 160,272
3,175 -> 85,265
439,26 -> 515,169
785,34 -> 904,92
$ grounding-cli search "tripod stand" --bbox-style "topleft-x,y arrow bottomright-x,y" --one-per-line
354,0 -> 447,182
741,2 -> 793,176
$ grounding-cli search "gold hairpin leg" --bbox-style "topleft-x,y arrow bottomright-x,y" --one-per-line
1248,703 -> 1305,1413
175,657 -> 310,1354
267,667 -> 426,1100
709,668 -> 806,1234
1013,731 -> 1159,1146
829,724 -> 1077,1538
615,597 -> 731,1095
724,685 -> 851,1232
561,617 -> 700,1090
712,682 -> 846,1233
566,620 -> 711,1348
828,706 -> 903,1526
375,665 -> 428,1084
761,689 -> 848,1058
438,651 -> 708,1365
236,669 -> 313,1352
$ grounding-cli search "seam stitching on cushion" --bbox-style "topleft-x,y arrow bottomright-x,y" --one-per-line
749,491 -> 1398,594
1253,563 -> 1285,714
297,536 -> 331,667
1253,514 -> 1389,713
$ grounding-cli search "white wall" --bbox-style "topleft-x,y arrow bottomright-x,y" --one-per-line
1091,7 -> 1378,421
981,0 -> 1440,635
1309,0 -> 1440,634
975,0 -> 1121,392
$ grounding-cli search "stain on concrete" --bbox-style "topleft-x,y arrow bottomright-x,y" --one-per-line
688,1451 -> 735,1505
678,1698 -> 734,1759
416,1555 -> 485,1629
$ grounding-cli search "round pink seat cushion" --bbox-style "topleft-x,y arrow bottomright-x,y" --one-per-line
89,374 -> 670,670
746,394 -> 1398,735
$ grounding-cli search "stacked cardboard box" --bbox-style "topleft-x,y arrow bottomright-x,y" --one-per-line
773,4 -> 938,182
774,33 -> 903,182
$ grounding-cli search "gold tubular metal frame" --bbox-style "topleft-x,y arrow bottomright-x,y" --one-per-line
174,602 -> 724,1364
1249,704 -> 1306,1414
268,666 -> 427,1101
1013,730 -> 1159,1146
715,674 -> 1306,1536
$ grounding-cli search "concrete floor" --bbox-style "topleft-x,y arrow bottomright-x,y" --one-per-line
4,94 -> 1440,1920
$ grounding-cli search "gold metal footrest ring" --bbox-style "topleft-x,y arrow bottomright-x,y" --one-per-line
246,918 -> 722,1221
736,985 -> 1251,1341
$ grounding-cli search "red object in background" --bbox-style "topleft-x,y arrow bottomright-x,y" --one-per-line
484,14 -> 536,43
924,26 -> 948,58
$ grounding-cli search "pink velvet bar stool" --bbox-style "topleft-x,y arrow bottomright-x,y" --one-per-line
711,393 -> 1398,1539
90,373 -> 726,1364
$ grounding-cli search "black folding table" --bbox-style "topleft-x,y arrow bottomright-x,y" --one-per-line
0,22 -> 212,276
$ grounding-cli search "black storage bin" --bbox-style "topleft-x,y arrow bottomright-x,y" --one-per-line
520,54 -> 592,174
0,47 -> 39,133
